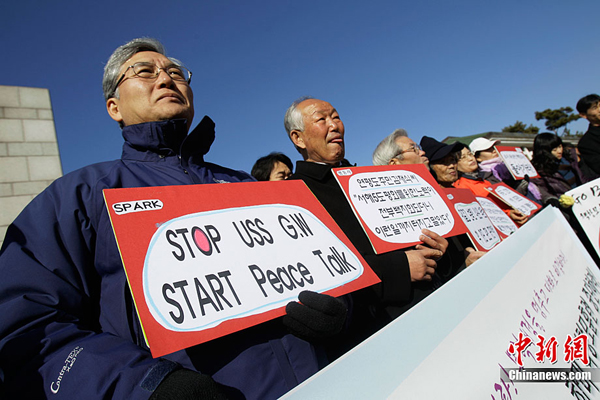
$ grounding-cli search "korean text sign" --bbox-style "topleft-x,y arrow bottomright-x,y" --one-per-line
476,196 -> 518,237
496,145 -> 540,180
486,182 -> 542,216
104,180 -> 379,357
332,164 -> 467,254
444,188 -> 503,251
567,177 -> 600,259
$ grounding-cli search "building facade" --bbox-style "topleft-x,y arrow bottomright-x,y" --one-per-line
0,85 -> 62,248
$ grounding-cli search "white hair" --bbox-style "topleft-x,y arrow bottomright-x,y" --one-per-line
372,128 -> 409,165
283,96 -> 314,152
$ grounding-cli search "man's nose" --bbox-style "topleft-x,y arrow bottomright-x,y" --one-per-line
156,69 -> 175,86
329,118 -> 341,130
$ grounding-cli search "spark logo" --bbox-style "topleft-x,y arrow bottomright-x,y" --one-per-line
112,199 -> 163,215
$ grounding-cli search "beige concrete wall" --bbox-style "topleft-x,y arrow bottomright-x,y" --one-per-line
0,85 -> 62,248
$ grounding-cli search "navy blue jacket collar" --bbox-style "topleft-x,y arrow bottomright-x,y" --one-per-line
121,117 -> 216,162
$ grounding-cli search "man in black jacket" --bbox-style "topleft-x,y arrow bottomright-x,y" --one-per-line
285,97 -> 448,358
576,94 -> 600,180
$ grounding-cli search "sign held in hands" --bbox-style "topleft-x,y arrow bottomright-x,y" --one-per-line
104,180 -> 379,357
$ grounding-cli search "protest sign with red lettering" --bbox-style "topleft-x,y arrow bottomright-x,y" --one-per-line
332,164 -> 467,254
486,182 -> 542,216
444,188 -> 503,251
496,145 -> 540,180
104,180 -> 379,357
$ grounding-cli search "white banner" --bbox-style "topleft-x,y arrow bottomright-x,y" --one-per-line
282,207 -> 600,399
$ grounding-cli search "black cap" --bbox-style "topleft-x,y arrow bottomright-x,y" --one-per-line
420,136 -> 465,163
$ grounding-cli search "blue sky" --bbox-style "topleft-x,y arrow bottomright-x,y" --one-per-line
2,0 -> 598,175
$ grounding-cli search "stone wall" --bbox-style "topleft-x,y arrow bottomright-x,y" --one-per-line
0,85 -> 62,248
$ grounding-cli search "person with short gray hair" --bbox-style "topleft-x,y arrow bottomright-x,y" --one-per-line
284,95 -> 315,152
103,38 -> 162,100
0,38 -> 341,400
372,129 -> 429,166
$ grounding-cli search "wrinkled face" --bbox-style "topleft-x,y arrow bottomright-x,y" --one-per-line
269,161 -> 292,181
291,99 -> 345,165
106,51 -> 194,128
456,147 -> 478,173
390,136 -> 429,166
581,102 -> 600,126
430,154 -> 458,186
551,144 -> 563,160
475,146 -> 498,162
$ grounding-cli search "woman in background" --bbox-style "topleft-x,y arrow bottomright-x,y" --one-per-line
531,133 -> 580,203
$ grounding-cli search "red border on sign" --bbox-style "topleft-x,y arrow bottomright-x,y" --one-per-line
104,180 -> 379,357
332,164 -> 468,254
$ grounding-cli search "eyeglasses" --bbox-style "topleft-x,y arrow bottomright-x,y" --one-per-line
114,62 -> 193,90
458,151 -> 475,161
395,144 -> 422,157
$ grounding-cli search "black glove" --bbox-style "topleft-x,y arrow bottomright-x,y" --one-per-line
150,369 -> 229,400
283,290 -> 347,341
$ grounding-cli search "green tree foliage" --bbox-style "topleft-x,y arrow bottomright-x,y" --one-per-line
534,107 -> 580,135
502,121 -> 540,134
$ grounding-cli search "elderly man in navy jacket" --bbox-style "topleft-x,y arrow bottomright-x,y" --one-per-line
0,39 -> 345,400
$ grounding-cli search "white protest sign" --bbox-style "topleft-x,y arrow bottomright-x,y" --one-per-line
144,204 -> 364,331
454,201 -> 501,250
497,146 -> 539,179
477,196 -> 518,236
489,183 -> 541,216
333,165 -> 466,254
567,177 -> 600,259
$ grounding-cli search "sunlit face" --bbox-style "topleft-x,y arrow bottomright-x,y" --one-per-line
430,154 -> 458,187
106,51 -> 194,129
581,102 -> 600,126
291,99 -> 345,165
269,161 -> 292,181
389,136 -> 429,166
475,146 -> 498,162
551,144 -> 563,160
456,147 -> 478,173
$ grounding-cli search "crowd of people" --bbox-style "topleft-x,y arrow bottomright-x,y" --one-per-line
0,37 -> 599,399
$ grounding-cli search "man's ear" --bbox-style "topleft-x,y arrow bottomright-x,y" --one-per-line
290,130 -> 306,150
580,113 -> 589,121
388,158 -> 400,165
106,98 -> 123,124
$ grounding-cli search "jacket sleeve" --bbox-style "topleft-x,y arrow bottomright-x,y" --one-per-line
0,180 -> 175,399
578,138 -> 600,177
